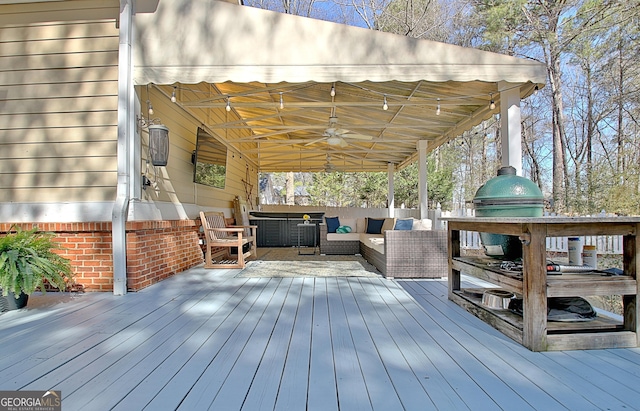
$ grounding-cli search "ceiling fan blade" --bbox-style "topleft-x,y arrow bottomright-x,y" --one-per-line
339,138 -> 349,148
334,128 -> 350,135
342,133 -> 373,140
304,137 -> 327,146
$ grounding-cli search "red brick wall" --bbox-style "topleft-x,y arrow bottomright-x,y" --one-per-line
0,220 -> 204,292
125,220 -> 203,291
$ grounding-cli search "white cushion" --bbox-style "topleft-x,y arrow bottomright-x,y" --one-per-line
340,218 -> 357,232
326,232 -> 360,241
412,218 -> 432,230
359,234 -> 385,254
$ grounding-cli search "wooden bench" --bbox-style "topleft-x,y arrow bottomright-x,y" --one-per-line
199,211 -> 257,269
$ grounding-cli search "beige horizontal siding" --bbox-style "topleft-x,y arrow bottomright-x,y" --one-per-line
0,156 -> 115,173
0,2 -> 119,26
0,141 -> 116,160
0,19 -> 119,204
0,126 -> 116,144
0,50 -> 119,71
0,170 -> 116,187
0,96 -> 118,115
0,67 -> 119,85
1,81 -> 117,99
0,186 -> 116,202
0,111 -> 117,129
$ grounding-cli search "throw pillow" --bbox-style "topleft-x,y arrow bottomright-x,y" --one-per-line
394,218 -> 413,230
336,225 -> 352,234
381,218 -> 396,233
366,218 -> 385,234
325,216 -> 340,233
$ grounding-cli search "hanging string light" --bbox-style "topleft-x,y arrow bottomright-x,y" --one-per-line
168,81 -> 532,114
147,100 -> 154,116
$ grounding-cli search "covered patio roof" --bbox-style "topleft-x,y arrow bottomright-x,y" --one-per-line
134,0 -> 546,172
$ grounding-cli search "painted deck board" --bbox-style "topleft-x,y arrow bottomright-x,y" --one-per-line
399,278 -> 636,410
353,279 -> 439,410
111,278 -> 251,410
141,278 -> 272,410
307,279 -> 339,411
273,277 -> 314,411
340,280 -> 405,411
2,262 -> 640,411
326,278 -> 372,411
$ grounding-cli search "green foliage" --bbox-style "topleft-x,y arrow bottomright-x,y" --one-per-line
305,149 -> 458,209
0,227 -> 73,297
308,172 -> 360,207
473,0 -> 528,53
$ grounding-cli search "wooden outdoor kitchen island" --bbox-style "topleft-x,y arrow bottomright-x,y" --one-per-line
445,217 -> 640,351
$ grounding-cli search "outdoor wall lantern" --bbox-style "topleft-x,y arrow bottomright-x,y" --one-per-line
148,124 -> 170,166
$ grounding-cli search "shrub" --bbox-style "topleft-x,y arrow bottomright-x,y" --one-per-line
0,226 -> 73,297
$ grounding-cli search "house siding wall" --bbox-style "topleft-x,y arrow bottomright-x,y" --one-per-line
0,19 -> 258,292
0,20 -> 120,202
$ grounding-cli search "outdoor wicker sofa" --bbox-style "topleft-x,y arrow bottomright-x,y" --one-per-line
319,217 -> 448,278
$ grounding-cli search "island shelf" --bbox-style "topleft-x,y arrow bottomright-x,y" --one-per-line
445,217 -> 640,351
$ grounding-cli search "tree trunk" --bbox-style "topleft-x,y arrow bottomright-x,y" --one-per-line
547,38 -> 567,213
286,171 -> 295,205
585,63 -> 594,212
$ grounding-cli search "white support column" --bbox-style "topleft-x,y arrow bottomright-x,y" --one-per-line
111,0 -> 134,296
499,82 -> 522,175
387,162 -> 395,217
418,140 -> 429,219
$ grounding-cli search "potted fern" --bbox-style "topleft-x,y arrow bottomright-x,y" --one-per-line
0,226 -> 74,312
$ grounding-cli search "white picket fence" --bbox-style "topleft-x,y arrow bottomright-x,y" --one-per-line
440,209 -> 623,255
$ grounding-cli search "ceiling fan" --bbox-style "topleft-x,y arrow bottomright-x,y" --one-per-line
307,114 -> 373,148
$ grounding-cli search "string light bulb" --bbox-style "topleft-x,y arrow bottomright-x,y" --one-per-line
279,92 -> 284,109
436,98 -> 441,116
534,85 -> 539,95
382,95 -> 388,111
489,93 -> 496,110
147,100 -> 154,116
330,84 -> 336,97
171,87 -> 177,103
226,97 -> 231,112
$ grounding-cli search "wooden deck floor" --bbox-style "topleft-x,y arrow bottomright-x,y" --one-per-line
1,259 -> 640,410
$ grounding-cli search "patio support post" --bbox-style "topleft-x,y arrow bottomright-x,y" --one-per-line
499,82 -> 522,175
418,140 -> 429,219
112,0 -> 135,296
388,162 -> 395,217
